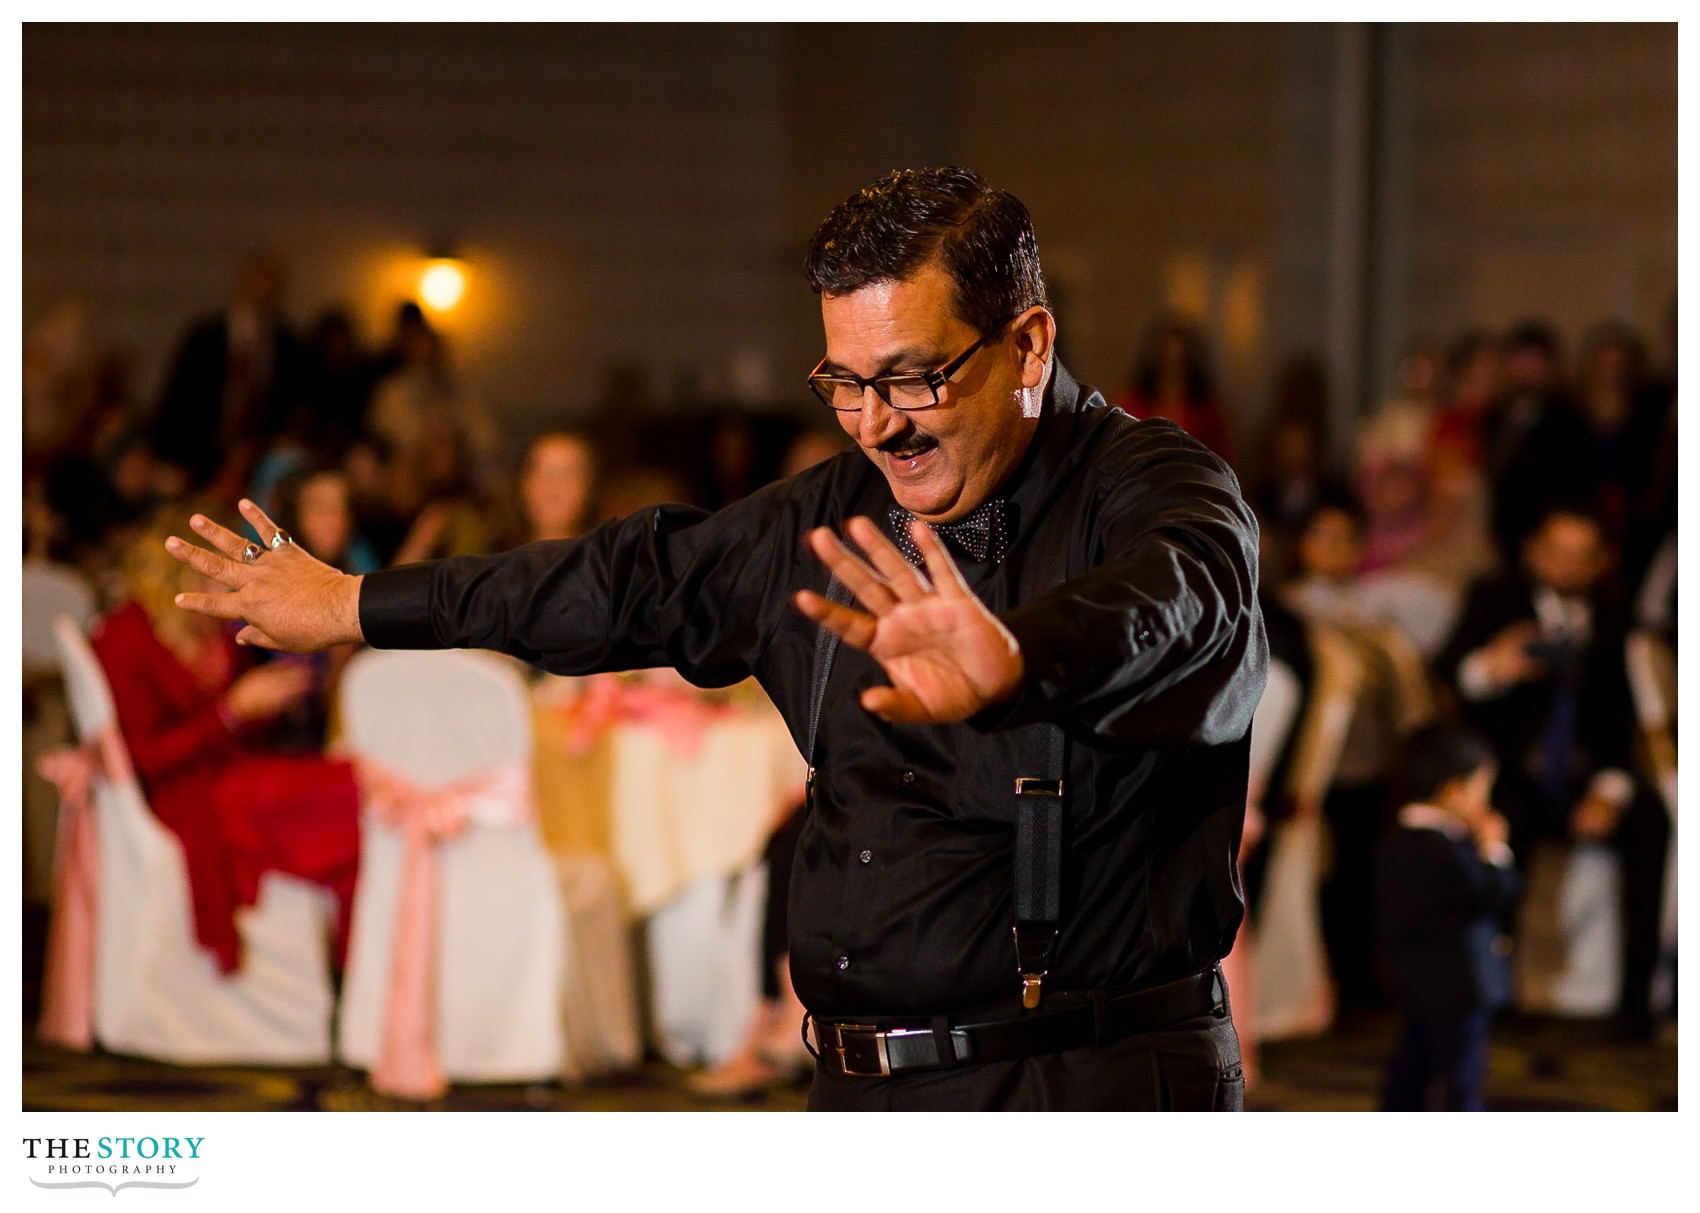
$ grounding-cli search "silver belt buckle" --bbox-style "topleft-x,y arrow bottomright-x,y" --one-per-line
829,1022 -> 891,1077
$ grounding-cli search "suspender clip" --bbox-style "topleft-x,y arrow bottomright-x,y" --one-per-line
1013,924 -> 1059,1010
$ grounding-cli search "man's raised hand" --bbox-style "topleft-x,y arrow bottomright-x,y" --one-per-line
793,515 -> 1024,724
165,498 -> 364,654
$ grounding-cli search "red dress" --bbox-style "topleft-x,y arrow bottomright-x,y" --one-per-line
90,602 -> 360,974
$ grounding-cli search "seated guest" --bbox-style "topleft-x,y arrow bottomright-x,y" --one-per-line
1374,724 -> 1517,1111
273,463 -> 381,575
90,508 -> 362,973
511,430 -> 599,546
1282,497 -> 1434,1010
1437,504 -> 1670,1035
265,465 -> 378,751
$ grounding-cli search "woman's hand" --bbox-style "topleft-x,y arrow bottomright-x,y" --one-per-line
224,662 -> 315,723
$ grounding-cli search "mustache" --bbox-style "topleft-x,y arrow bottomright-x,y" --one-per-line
875,430 -> 939,455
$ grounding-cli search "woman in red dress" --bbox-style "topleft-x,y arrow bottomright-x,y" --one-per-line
90,508 -> 361,974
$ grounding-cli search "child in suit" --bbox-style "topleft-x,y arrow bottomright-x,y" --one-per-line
1374,724 -> 1519,1111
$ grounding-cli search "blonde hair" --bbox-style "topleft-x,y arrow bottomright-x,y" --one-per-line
119,501 -> 223,650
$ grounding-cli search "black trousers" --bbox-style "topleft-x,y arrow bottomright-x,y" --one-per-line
805,1010 -> 1244,1111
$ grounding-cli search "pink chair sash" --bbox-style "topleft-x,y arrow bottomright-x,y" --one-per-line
555,673 -> 731,758
356,758 -> 535,1101
35,728 -> 132,1050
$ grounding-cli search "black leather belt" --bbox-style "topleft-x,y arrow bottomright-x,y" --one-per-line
811,966 -> 1228,1078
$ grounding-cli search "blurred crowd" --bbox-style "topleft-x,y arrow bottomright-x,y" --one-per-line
22,252 -> 1677,1104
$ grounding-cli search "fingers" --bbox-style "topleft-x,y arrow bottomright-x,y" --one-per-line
187,512 -> 258,562
174,589 -> 249,622
806,526 -> 898,616
164,535 -> 247,588
238,497 -> 285,547
912,521 -> 972,599
792,589 -> 877,651
846,516 -> 931,603
859,685 -> 932,724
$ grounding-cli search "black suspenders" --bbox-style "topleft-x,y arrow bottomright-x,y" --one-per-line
803,537 -> 1072,1010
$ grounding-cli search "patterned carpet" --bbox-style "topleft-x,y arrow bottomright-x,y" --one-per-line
21,910 -> 1675,1112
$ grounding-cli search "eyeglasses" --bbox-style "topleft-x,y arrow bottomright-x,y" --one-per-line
807,328 -> 1001,412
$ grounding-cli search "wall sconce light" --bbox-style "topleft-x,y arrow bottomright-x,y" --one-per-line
418,250 -> 467,314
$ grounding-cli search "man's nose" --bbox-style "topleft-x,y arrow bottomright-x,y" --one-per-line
853,386 -> 904,448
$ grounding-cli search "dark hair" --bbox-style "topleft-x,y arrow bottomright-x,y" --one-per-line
1502,318 -> 1562,361
803,166 -> 1049,337
1297,491 -> 1366,536
1532,498 -> 1608,538
1132,312 -> 1216,405
1399,723 -> 1496,805
1444,328 -> 1495,381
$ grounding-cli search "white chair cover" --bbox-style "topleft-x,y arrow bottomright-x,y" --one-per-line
1250,625 -> 1362,1039
23,564 -> 96,904
53,617 -> 334,1064
1247,659 -> 1302,794
1514,840 -> 1622,1017
1355,567 -> 1462,660
1624,628 -> 1677,1010
24,562 -> 95,669
336,648 -> 562,1083
644,863 -> 768,1068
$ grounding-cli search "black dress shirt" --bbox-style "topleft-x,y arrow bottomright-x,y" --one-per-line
360,363 -> 1267,1017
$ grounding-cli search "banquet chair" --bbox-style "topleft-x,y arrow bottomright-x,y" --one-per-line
1355,567 -> 1463,660
645,864 -> 768,1068
336,649 -> 562,1091
1227,657 -> 1301,1053
24,561 -> 95,667
50,616 -> 335,1063
22,562 -> 96,903
1625,627 -> 1676,1012
1252,623 -> 1364,1039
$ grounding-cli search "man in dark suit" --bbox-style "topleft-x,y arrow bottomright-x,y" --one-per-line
151,253 -> 302,493
1436,505 -> 1669,1034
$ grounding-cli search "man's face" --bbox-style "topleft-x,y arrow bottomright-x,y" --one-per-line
818,262 -> 1040,523
1525,515 -> 1607,596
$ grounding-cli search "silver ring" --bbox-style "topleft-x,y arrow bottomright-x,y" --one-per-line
268,530 -> 294,551
241,542 -> 263,563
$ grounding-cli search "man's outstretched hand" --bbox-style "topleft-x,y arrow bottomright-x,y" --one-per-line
794,515 -> 1024,724
166,499 -> 364,654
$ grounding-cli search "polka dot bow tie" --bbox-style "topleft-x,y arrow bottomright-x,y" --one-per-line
888,500 -> 1013,566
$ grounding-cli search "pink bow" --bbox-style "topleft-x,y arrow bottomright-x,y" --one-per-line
35,728 -> 132,1050
555,673 -> 730,758
356,758 -> 535,1101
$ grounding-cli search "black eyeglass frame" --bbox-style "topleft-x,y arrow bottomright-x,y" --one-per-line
806,325 -> 1005,412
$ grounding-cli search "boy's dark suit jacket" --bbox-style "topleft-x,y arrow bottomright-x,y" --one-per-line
1374,821 -> 1518,1021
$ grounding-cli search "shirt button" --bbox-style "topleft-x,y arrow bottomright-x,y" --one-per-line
901,770 -> 915,784
835,953 -> 851,972
859,849 -> 872,864
1137,629 -> 1153,644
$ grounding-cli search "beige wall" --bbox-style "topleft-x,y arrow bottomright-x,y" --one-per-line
24,23 -> 1676,471
1396,22 -> 1677,366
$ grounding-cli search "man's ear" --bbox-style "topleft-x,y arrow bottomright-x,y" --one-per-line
1011,307 -> 1057,390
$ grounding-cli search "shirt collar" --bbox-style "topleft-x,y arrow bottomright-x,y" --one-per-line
993,359 -> 1097,534
1398,803 -> 1469,839
1532,585 -> 1592,640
